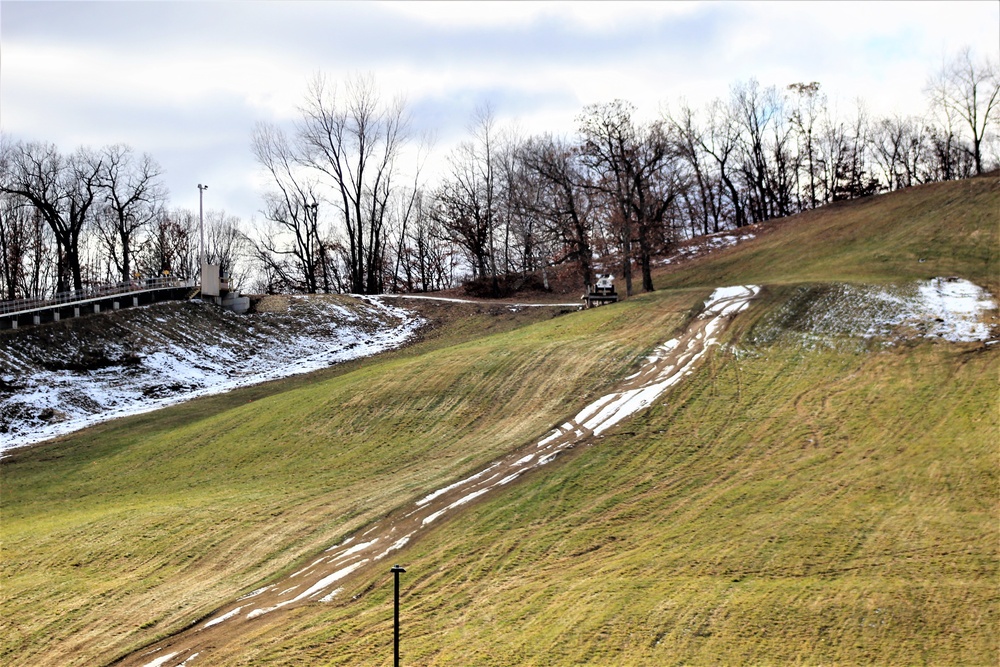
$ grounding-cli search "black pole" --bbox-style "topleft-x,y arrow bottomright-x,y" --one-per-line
390,564 -> 405,666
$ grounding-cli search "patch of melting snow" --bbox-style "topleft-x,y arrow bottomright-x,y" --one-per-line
330,539 -> 378,562
318,587 -> 344,603
245,600 -> 293,620
142,652 -> 180,667
201,606 -> 243,630
914,278 -> 995,341
421,508 -> 447,526
291,556 -> 327,578
290,559 -> 368,602
660,232 -> 756,265
415,462 -> 502,506
752,278 -> 995,349
324,535 -> 355,552
374,535 -> 412,561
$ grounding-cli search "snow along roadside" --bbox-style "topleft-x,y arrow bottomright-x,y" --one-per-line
0,296 -> 423,454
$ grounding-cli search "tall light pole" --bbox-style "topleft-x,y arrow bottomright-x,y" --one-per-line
197,183 -> 208,278
390,564 -> 406,666
306,200 -> 322,291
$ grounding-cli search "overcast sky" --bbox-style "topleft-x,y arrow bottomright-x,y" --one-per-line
2,1 -> 998,223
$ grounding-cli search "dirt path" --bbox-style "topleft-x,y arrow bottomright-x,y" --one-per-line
116,286 -> 759,667
379,293 -> 585,307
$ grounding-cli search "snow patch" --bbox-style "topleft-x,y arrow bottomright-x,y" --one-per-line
142,652 -> 180,667
245,600 -> 292,620
914,278 -> 995,341
291,560 -> 368,602
201,606 -> 242,630
750,278 -> 995,348
319,587 -> 344,603
1,296 -> 424,454
416,462 -> 502,506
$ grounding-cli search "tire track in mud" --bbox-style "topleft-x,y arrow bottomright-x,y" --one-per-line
117,285 -> 760,667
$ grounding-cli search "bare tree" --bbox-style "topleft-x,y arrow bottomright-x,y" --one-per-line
927,47 -> 1000,175
94,144 -> 167,282
519,134 -> 596,288
386,139 -> 429,293
787,82 -> 824,210
700,98 -> 747,229
0,190 -> 53,300
665,102 -> 725,236
392,190 -> 457,293
0,138 -> 46,299
251,121 -> 326,293
831,102 -> 880,200
138,208 -> 196,281
430,105 -> 505,292
730,79 -> 795,222
298,73 -> 409,294
578,100 -> 675,295
0,141 -> 103,293
203,210 -> 251,289
871,115 -> 929,190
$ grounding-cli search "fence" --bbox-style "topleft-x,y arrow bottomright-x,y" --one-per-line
0,276 -> 194,317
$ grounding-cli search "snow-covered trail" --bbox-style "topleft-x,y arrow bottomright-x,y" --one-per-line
121,285 -> 760,667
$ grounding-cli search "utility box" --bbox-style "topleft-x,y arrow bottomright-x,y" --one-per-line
201,263 -> 221,297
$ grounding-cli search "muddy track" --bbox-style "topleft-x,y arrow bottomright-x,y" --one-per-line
115,286 -> 759,667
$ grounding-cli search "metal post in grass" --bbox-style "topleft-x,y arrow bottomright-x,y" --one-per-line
391,564 -> 406,666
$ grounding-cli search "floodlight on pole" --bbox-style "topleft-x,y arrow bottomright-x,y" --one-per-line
197,184 -> 208,274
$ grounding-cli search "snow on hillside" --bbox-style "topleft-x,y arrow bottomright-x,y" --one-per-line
2,278 -> 993,456
659,231 -> 757,265
0,295 -> 423,453
749,278 -> 997,348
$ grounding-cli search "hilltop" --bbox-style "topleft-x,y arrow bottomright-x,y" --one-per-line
1,175 -> 997,666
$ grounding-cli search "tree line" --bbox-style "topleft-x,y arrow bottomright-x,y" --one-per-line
2,48 -> 997,302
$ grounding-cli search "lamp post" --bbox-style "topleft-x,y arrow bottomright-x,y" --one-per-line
197,183 -> 208,278
390,564 -> 406,666
306,200 -> 324,291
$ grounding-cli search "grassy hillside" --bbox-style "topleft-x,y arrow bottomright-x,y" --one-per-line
2,175 -> 997,666
1,292 -> 699,665
657,175 -> 999,294
227,289 -> 998,666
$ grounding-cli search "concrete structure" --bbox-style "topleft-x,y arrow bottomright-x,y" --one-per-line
200,263 -> 250,314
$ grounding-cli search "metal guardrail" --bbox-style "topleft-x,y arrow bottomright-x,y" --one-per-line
0,277 -> 194,316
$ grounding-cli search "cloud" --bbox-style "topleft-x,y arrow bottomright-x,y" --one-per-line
1,0 -> 997,222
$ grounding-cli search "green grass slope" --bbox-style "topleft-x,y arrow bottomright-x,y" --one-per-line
1,293 -> 698,665
245,291 -> 998,666
657,175 -> 998,294
2,175 -> 997,666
